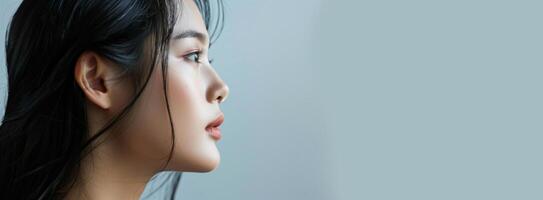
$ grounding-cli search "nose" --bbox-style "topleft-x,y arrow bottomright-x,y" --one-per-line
205,66 -> 229,104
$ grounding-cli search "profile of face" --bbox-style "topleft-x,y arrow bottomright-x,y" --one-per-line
75,0 -> 229,175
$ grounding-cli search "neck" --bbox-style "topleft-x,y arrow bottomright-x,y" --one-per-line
64,134 -> 159,200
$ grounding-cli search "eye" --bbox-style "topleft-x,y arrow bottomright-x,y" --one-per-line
184,51 -> 201,63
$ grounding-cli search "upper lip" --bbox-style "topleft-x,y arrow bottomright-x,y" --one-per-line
206,113 -> 224,129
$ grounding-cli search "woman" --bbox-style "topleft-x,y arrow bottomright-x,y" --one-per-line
0,0 -> 229,199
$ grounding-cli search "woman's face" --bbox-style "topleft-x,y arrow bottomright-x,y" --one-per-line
110,0 -> 229,173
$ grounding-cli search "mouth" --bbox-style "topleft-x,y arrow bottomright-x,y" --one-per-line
205,113 -> 224,141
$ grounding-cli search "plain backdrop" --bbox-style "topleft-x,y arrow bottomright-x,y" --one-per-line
1,0 -> 543,200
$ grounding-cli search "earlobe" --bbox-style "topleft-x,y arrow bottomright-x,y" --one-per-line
74,51 -> 112,110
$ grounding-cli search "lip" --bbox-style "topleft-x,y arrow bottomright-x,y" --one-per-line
206,113 -> 224,140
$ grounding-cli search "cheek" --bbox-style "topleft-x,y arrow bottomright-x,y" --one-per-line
167,65 -> 220,171
116,64 -> 219,172
112,69 -> 176,165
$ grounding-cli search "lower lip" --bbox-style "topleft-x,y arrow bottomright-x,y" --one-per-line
206,127 -> 222,140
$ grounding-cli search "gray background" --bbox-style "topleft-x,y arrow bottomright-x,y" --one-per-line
1,0 -> 542,199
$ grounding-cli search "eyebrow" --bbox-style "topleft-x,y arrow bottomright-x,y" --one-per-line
172,30 -> 208,43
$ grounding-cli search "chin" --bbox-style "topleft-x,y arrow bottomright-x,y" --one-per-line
198,160 -> 220,172
171,145 -> 221,172
191,152 -> 221,172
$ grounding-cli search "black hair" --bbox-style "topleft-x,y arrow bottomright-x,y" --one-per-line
0,0 -> 224,199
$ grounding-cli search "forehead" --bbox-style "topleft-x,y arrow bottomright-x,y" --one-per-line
173,0 -> 208,38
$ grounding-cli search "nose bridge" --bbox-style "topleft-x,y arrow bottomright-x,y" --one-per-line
204,64 -> 229,104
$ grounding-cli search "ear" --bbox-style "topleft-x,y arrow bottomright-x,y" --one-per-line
74,51 -> 113,110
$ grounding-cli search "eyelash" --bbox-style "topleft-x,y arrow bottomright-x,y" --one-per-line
183,51 -> 214,64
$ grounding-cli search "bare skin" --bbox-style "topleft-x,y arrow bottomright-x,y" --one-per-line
66,0 -> 229,199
